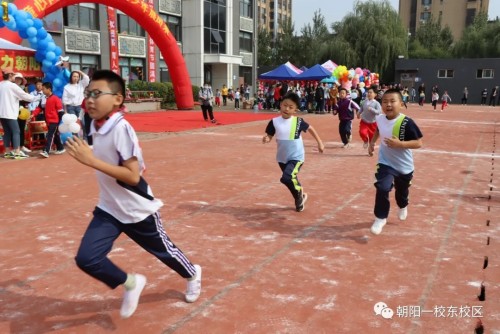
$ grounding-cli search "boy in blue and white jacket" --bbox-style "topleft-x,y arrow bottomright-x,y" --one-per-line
263,92 -> 324,212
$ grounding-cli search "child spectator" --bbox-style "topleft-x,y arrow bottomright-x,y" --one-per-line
215,88 -> 221,107
263,92 -> 324,212
234,88 -> 241,110
34,82 -> 65,158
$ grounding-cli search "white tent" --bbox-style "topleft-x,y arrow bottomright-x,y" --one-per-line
0,37 -> 36,52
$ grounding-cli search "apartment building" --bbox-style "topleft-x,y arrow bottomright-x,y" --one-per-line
399,0 -> 490,40
256,0 -> 292,39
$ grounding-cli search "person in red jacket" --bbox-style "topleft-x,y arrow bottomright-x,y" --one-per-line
33,82 -> 65,158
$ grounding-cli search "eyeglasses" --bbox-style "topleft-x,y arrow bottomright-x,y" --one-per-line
84,90 -> 118,99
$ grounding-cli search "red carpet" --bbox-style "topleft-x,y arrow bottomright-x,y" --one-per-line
125,110 -> 275,132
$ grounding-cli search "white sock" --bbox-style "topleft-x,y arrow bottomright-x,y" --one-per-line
124,274 -> 136,290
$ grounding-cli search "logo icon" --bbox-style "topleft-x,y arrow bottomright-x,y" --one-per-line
374,301 -> 394,319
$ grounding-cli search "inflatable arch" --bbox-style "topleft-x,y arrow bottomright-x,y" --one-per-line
1,0 -> 194,109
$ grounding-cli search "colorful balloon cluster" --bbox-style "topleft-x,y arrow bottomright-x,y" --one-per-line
331,65 -> 379,91
0,3 -> 68,97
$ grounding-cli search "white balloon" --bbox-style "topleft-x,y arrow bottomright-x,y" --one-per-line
69,122 -> 81,133
62,114 -> 72,124
59,123 -> 70,133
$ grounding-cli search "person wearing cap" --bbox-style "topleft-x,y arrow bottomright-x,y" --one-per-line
62,69 -> 89,121
0,69 -> 41,159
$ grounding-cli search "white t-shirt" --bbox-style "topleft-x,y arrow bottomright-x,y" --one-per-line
62,74 -> 90,106
0,80 -> 39,119
265,116 -> 310,163
376,113 -> 423,174
90,112 -> 163,223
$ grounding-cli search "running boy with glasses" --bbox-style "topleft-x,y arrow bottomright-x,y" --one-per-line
65,70 -> 201,318
263,91 -> 325,212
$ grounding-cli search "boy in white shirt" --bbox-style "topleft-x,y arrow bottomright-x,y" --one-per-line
65,70 -> 201,318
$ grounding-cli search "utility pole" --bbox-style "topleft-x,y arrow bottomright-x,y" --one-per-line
252,0 -> 258,96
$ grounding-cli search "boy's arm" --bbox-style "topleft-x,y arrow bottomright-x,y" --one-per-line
65,137 -> 141,185
307,125 -> 324,153
384,137 -> 422,149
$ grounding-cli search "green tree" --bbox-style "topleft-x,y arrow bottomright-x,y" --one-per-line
298,11 -> 330,66
410,16 -> 453,58
273,17 -> 300,64
257,27 -> 275,66
327,0 -> 407,82
453,12 -> 500,58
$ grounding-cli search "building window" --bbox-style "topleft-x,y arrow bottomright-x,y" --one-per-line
204,0 -> 226,54
421,0 -> 432,5
160,14 -> 182,42
420,11 -> 431,22
67,54 -> 99,77
118,14 -> 145,37
240,0 -> 252,18
120,57 -> 145,83
477,69 -> 494,79
64,4 -> 98,30
437,69 -> 454,78
465,8 -> 476,26
239,32 -> 252,52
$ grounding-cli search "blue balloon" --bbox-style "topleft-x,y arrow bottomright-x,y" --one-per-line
42,59 -> 53,68
53,78 -> 62,88
33,18 -> 43,29
26,27 -> 37,37
45,51 -> 56,61
54,46 -> 62,57
5,15 -> 17,31
7,3 -> 18,12
60,132 -> 73,145
0,20 -> 5,29
47,42 -> 56,52
38,37 -> 49,50
19,30 -> 29,39
25,19 -> 34,28
36,29 -> 48,40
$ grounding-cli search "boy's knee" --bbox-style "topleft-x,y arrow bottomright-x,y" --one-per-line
374,180 -> 393,193
280,175 -> 292,186
75,252 -> 99,273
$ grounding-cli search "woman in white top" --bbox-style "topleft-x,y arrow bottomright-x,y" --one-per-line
62,70 -> 90,118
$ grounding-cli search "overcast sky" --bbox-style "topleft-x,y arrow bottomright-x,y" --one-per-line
292,0 -> 500,33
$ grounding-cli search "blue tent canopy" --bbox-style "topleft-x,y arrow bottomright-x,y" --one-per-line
258,64 -> 299,80
295,64 -> 332,81
300,66 -> 308,71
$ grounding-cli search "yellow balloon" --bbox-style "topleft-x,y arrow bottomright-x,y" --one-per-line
18,107 -> 31,120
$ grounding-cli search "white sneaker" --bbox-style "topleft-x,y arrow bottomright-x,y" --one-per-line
22,146 -> 32,153
54,149 -> 66,155
39,151 -> 49,158
120,274 -> 147,318
370,218 -> 387,235
185,265 -> 202,303
398,207 -> 408,221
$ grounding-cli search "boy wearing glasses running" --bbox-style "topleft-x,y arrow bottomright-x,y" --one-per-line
263,92 -> 325,212
65,70 -> 201,318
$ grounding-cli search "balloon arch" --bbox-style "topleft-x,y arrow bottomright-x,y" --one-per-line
0,0 -> 194,109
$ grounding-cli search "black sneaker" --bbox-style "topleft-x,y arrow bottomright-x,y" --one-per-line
295,192 -> 308,212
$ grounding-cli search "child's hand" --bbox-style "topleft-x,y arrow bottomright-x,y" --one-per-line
317,142 -> 325,153
66,136 -> 94,166
262,134 -> 271,144
384,135 -> 402,148
368,142 -> 375,156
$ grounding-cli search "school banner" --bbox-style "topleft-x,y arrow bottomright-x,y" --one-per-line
106,7 -> 120,74
0,50 -> 42,77
147,0 -> 156,82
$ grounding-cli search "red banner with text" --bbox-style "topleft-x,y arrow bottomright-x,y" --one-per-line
106,7 -> 120,74
147,0 -> 156,82
0,50 -> 42,77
